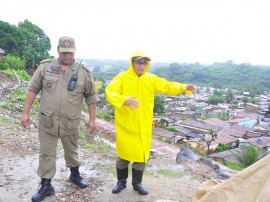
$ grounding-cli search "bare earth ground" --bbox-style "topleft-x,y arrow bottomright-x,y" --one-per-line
0,73 -> 235,202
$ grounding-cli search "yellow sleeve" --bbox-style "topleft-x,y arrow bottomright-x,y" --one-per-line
105,73 -> 128,108
153,75 -> 192,96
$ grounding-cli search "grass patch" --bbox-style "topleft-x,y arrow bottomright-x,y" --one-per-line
154,136 -> 166,142
0,115 -> 11,123
9,87 -> 26,101
0,103 -> 16,110
83,144 -> 96,150
226,161 -> 244,171
30,100 -> 40,117
156,169 -> 185,178
83,142 -> 112,153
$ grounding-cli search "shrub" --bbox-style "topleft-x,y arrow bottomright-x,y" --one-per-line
164,127 -> 177,132
216,143 -> 229,152
0,54 -> 25,70
235,145 -> 259,168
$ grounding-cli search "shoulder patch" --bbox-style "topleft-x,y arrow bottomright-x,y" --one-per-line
40,58 -> 52,64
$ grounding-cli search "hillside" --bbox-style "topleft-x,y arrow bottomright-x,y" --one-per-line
89,60 -> 270,93
0,72 -> 235,202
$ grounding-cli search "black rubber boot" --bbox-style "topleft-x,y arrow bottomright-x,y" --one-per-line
31,178 -> 55,202
112,167 -> 128,194
132,168 -> 148,195
69,166 -> 88,189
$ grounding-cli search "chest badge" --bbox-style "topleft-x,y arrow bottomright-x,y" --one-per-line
46,82 -> 52,88
47,66 -> 61,74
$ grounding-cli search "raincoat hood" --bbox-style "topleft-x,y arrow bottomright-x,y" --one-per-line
128,50 -> 151,76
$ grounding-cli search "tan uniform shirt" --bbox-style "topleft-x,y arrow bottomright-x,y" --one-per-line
28,58 -> 96,136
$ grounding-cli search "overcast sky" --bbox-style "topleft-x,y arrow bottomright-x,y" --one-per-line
1,0 -> 270,65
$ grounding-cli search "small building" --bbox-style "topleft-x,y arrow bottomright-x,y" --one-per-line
245,103 -> 259,114
240,136 -> 270,150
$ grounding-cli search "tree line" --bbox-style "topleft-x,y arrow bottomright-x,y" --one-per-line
0,20 -> 51,70
152,62 -> 270,94
1,19 -> 270,95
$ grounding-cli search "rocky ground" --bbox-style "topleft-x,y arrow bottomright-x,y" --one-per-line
0,72 -> 235,202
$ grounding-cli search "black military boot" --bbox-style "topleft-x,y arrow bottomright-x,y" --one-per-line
69,166 -> 88,188
132,168 -> 148,195
31,178 -> 55,202
112,167 -> 128,194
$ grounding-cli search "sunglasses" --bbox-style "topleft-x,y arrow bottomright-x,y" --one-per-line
134,60 -> 147,65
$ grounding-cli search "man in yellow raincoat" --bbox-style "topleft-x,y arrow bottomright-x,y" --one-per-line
105,50 -> 197,195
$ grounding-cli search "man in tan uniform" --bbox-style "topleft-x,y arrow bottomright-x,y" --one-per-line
21,36 -> 96,202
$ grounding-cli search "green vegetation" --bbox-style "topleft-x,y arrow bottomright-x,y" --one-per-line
207,90 -> 225,105
201,111 -> 230,121
2,68 -> 31,81
156,169 -> 185,178
154,136 -> 166,142
0,115 -> 12,123
159,117 -> 169,128
30,100 -> 40,117
201,129 -> 218,155
235,145 -> 259,168
0,103 -> 17,110
152,62 -> 269,93
201,113 -> 212,120
154,95 -> 165,114
226,161 -> 244,171
164,127 -> 177,132
83,142 -> 112,153
216,143 -> 229,152
96,111 -> 114,122
81,103 -> 88,112
0,55 -> 26,70
9,87 -> 26,101
0,20 -> 51,69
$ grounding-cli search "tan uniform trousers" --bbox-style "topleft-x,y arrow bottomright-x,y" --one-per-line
37,129 -> 81,179
116,157 -> 146,171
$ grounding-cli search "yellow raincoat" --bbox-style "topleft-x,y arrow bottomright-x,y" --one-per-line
106,50 -> 190,162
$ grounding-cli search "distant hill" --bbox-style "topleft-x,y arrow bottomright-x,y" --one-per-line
79,58 -> 270,93
151,62 -> 270,93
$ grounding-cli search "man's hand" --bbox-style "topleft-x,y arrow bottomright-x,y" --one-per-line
186,84 -> 197,93
124,96 -> 140,110
21,113 -> 30,128
87,119 -> 96,134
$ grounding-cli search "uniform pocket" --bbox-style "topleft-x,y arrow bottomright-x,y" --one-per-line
42,75 -> 58,92
68,81 -> 84,104
39,111 -> 53,128
66,115 -> 81,130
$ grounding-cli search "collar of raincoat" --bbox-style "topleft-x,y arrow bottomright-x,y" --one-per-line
128,50 -> 150,76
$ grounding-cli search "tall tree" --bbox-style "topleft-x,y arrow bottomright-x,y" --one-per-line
18,20 -> 51,68
0,21 -> 26,57
201,129 -> 218,155
154,95 -> 165,114
225,88 -> 234,103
